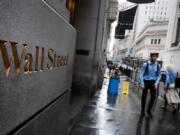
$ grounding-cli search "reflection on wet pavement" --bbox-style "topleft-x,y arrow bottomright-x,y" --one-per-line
69,76 -> 180,135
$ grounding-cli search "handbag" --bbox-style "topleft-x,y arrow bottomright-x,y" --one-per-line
169,83 -> 175,89
166,89 -> 180,104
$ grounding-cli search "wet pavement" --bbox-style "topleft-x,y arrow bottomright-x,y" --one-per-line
69,76 -> 180,135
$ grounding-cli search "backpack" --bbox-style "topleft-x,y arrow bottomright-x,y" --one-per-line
144,62 -> 160,76
161,72 -> 166,82
175,73 -> 180,88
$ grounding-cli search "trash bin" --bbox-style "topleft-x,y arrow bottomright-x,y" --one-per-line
108,78 -> 119,94
107,94 -> 118,106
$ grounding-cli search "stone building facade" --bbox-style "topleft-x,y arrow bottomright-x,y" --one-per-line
0,0 -> 110,134
135,0 -> 170,37
134,22 -> 167,63
164,0 -> 180,73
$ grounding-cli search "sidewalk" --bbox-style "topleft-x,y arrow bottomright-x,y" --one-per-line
69,75 -> 180,135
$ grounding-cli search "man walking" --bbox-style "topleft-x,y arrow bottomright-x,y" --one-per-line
139,53 -> 161,116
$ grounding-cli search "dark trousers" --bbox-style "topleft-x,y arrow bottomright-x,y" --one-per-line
141,80 -> 156,112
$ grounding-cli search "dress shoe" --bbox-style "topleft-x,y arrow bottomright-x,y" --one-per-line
147,110 -> 152,117
141,110 -> 145,116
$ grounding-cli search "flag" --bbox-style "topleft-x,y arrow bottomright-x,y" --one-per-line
115,6 -> 137,39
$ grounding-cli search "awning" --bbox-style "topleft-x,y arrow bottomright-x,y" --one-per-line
115,6 -> 137,39
127,0 -> 154,4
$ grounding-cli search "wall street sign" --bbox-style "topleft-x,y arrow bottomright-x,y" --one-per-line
0,40 -> 68,77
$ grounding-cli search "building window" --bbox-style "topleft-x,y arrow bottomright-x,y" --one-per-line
176,18 -> 180,42
158,39 -> 161,44
154,39 -> 157,44
151,39 -> 154,44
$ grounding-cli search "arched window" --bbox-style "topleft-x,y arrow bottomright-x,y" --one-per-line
158,39 -> 161,44
151,39 -> 154,44
154,39 -> 157,44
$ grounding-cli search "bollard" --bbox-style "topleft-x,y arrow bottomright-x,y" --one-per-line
122,81 -> 129,95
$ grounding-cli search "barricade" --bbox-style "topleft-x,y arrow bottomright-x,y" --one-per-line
119,58 -> 163,97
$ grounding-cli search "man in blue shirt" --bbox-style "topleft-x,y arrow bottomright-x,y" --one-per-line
139,53 -> 161,116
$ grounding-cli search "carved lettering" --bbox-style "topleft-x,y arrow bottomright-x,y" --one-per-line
62,56 -> 67,66
0,40 -> 27,77
24,53 -> 33,73
65,56 -> 68,65
0,40 -> 68,77
53,52 -> 57,68
40,47 -> 45,71
47,49 -> 54,69
59,56 -> 63,66
35,46 -> 39,71
57,56 -> 61,67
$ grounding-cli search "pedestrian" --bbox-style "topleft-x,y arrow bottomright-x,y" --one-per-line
161,65 -> 179,112
112,64 -> 116,71
108,63 -> 112,76
139,53 -> 161,116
